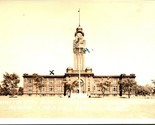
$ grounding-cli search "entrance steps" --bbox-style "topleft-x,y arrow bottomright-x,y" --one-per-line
70,93 -> 88,98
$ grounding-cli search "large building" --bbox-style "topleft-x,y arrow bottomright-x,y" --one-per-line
23,24 -> 136,97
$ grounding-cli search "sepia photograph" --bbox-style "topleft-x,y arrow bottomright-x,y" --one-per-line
0,0 -> 155,124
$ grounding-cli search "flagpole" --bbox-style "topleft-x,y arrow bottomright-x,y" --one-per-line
78,8 -> 80,26
78,48 -> 81,94
78,8 -> 81,94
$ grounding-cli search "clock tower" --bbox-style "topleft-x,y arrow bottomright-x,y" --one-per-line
73,25 -> 86,71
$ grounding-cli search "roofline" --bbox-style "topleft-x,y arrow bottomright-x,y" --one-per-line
94,75 -> 136,78
23,73 -> 136,78
23,74 -> 65,78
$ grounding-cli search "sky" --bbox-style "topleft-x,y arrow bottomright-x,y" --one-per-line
0,0 -> 155,86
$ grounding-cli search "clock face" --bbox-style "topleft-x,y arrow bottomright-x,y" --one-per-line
74,33 -> 85,49
77,33 -> 82,38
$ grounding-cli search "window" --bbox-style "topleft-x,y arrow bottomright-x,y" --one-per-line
59,80 -> 62,84
42,79 -> 46,84
94,86 -> 95,90
61,86 -> 64,92
28,79 -> 32,83
42,87 -> 46,92
96,85 -> 100,91
49,87 -> 52,91
115,86 -> 117,91
113,87 -> 116,91
49,79 -> 54,84
56,86 -> 62,92
49,86 -> 54,91
24,78 -> 27,82
43,79 -> 46,82
55,87 -> 60,92
88,88 -> 90,91
113,86 -> 117,91
55,87 -> 58,92
28,86 -> 32,91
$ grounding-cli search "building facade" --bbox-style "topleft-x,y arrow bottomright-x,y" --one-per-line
23,25 -> 136,96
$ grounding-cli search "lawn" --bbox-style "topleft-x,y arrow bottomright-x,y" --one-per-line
0,95 -> 155,123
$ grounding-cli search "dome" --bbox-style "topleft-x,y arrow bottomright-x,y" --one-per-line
67,66 -> 73,70
85,67 -> 92,73
86,67 -> 92,70
66,67 -> 73,73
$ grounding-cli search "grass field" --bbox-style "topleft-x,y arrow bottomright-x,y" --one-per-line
0,95 -> 155,123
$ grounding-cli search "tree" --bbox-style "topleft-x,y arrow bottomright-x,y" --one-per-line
32,73 -> 44,96
65,83 -> 72,97
105,77 -> 111,92
63,78 -> 79,97
0,85 -> 2,95
1,87 -> 10,96
131,84 -> 138,96
135,85 -> 151,96
119,74 -> 126,97
72,79 -> 84,93
18,87 -> 24,95
135,85 -> 143,96
143,84 -> 153,96
96,78 -> 109,97
1,72 -> 20,97
63,78 -> 68,96
151,80 -> 155,95
121,78 -> 136,98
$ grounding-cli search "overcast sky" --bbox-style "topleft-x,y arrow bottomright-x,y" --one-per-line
0,0 -> 155,86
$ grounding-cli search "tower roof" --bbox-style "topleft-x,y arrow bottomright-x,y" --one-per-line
74,25 -> 84,37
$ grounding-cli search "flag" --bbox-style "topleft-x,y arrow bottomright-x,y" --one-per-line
83,48 -> 89,53
84,48 -> 93,53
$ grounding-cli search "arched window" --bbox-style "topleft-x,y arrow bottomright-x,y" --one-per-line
113,87 -> 116,91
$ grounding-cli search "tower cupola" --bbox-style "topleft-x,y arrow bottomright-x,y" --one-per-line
75,25 -> 84,37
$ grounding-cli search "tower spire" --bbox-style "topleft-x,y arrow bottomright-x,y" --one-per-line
78,8 -> 80,26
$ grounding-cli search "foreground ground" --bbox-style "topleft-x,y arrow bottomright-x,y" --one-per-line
0,95 -> 155,121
